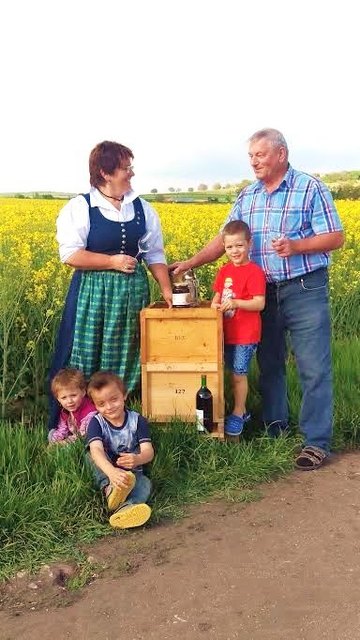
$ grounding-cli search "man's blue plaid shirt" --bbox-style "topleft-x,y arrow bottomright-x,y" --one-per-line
225,165 -> 343,283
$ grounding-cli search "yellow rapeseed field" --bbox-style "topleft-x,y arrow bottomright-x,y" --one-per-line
0,197 -> 358,412
0,197 -> 358,302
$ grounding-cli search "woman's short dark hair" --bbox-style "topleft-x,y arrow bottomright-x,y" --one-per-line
89,141 -> 133,188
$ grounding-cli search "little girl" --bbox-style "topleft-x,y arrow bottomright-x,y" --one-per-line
49,368 -> 97,444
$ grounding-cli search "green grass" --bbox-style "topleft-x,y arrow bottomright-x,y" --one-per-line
149,422 -> 297,519
0,421 -> 296,581
0,429 -> 106,580
0,338 -> 359,581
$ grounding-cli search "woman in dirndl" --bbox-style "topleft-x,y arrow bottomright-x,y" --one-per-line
48,141 -> 172,429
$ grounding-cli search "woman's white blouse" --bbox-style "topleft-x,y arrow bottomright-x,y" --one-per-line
56,187 -> 167,265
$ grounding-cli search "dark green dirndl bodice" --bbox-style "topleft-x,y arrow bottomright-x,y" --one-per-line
67,194 -> 150,390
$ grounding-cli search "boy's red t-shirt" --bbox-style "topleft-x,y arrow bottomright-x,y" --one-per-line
213,261 -> 266,345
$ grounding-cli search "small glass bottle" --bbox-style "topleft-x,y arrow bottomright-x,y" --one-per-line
221,277 -> 235,318
195,374 -> 214,433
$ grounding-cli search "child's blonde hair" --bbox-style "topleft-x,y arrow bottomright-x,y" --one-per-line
51,368 -> 87,397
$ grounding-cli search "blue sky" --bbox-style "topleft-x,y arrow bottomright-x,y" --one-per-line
0,0 -> 358,193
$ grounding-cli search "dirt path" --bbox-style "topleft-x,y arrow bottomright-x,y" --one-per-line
2,451 -> 360,640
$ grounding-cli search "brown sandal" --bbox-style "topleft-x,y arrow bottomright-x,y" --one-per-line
295,445 -> 327,471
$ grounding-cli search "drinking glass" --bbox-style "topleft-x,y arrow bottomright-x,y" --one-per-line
135,231 -> 152,259
266,233 -> 285,274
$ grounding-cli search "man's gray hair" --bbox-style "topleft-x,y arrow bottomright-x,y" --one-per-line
248,128 -> 289,155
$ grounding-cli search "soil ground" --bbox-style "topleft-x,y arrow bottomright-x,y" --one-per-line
1,451 -> 360,640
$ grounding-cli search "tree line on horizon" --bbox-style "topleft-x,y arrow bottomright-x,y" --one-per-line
150,170 -> 360,201
2,170 -> 360,201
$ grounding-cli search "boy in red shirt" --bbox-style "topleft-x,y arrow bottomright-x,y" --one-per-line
212,220 -> 266,436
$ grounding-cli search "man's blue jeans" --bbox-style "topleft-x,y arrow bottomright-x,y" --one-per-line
257,268 -> 333,452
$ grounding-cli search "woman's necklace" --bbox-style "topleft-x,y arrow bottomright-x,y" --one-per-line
97,187 -> 124,202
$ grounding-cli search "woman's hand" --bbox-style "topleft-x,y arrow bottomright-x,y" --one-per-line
148,264 -> 173,308
162,286 -> 173,308
109,254 -> 137,273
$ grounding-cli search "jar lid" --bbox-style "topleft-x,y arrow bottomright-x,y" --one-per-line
173,283 -> 189,290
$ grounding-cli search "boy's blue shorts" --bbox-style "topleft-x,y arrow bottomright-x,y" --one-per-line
224,343 -> 258,375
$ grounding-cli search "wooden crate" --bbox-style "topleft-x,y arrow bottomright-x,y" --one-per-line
140,302 -> 224,438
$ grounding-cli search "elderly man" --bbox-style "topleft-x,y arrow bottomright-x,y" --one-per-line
172,128 -> 344,469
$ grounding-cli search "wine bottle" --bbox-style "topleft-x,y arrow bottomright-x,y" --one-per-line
195,374 -> 214,433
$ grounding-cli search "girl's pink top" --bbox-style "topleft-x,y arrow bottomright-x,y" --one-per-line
50,396 -> 97,442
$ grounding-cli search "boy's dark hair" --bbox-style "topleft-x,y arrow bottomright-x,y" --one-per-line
222,220 -> 251,241
51,368 -> 86,397
87,371 -> 127,399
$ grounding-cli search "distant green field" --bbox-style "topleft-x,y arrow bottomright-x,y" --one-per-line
142,190 -> 236,204
1,168 -> 359,202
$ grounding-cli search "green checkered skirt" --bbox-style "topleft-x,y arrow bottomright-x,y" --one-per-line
69,264 -> 150,392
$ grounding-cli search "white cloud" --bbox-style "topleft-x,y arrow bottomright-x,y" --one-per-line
0,0 -> 359,193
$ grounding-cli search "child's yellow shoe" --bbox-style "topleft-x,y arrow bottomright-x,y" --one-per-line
106,471 -> 136,512
109,503 -> 151,529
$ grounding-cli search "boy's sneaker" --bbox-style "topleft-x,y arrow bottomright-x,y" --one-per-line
224,412 -> 251,437
109,503 -> 151,529
105,471 -> 136,512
